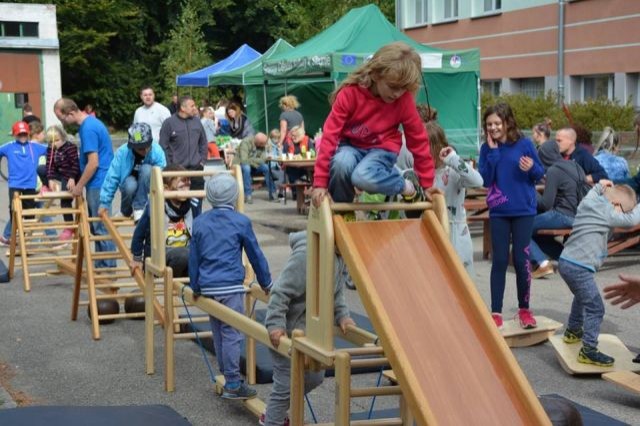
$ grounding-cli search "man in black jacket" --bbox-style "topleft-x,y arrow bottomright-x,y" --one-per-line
159,95 -> 208,215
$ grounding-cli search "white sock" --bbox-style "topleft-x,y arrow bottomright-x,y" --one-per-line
402,179 -> 416,196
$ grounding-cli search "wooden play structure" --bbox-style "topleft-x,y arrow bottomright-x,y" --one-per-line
8,191 -> 82,292
143,163 -> 551,424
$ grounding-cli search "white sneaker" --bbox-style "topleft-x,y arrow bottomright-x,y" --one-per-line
133,210 -> 144,222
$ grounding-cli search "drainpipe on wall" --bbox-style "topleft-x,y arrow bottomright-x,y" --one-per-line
395,0 -> 402,29
557,0 -> 566,105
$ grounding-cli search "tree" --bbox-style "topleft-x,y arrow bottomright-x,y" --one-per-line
158,0 -> 211,99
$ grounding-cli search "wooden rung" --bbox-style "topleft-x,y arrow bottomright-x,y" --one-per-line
94,283 -> 139,290
22,223 -> 78,231
20,208 -> 82,216
91,252 -> 122,260
175,331 -> 213,340
174,316 -> 210,324
16,246 -> 73,254
22,255 -> 77,264
94,266 -> 129,272
18,191 -> 75,200
95,292 -> 143,300
91,234 -> 131,242
93,272 -> 134,280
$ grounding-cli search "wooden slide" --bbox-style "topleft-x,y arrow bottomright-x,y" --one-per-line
334,211 -> 550,425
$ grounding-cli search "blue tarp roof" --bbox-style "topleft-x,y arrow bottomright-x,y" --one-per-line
176,44 -> 261,87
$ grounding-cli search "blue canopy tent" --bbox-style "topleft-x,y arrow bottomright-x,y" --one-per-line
176,44 -> 261,87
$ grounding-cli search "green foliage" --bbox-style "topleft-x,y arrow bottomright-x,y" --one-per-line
158,0 -> 211,98
481,92 -> 636,133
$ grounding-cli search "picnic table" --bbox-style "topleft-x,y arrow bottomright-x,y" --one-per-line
275,157 -> 316,214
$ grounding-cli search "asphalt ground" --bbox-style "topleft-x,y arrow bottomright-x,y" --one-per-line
0,181 -> 639,425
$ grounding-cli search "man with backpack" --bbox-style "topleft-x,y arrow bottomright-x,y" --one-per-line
530,138 -> 589,279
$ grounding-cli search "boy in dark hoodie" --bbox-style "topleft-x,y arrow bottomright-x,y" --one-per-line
189,173 -> 272,400
262,231 -> 355,426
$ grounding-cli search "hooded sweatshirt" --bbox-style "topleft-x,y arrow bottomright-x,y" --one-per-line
537,140 -> 584,218
560,184 -> 640,271
265,231 -> 350,334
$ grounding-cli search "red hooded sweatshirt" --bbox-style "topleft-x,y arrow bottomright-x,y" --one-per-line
313,84 -> 434,189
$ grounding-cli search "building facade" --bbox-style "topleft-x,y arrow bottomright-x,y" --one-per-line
399,0 -> 640,108
0,3 -> 61,134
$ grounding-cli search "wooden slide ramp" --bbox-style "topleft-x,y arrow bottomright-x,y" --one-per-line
334,212 -> 549,425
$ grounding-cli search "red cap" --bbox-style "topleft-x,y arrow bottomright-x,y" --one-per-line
12,121 -> 29,136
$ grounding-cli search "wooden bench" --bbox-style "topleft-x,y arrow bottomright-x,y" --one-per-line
467,210 -> 491,259
537,224 -> 640,256
279,182 -> 312,214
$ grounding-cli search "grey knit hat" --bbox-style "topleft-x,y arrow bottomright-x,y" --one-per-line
127,122 -> 153,150
538,139 -> 562,170
206,174 -> 239,207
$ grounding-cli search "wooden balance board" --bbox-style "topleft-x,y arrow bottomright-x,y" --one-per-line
602,371 -> 640,394
501,316 -> 562,348
549,334 -> 640,375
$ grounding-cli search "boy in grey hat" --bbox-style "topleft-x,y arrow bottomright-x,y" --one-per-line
189,173 -> 272,399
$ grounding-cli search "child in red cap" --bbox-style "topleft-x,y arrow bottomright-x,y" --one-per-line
0,121 -> 48,245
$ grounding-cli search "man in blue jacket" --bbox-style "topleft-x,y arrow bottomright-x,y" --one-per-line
557,127 -> 608,184
98,122 -> 166,221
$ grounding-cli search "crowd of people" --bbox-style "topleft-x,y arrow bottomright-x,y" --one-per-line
2,41 -> 640,425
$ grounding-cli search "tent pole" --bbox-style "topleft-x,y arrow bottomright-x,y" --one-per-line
263,82 -> 269,131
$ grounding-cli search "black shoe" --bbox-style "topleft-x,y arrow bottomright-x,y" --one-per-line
633,353 -> 640,364
221,381 -> 257,400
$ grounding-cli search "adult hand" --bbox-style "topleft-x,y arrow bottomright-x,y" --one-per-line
423,187 -> 443,202
70,182 -> 84,197
129,260 -> 143,276
339,317 -> 356,334
599,179 -> 614,187
269,328 -> 286,348
519,156 -> 533,172
67,179 -> 76,193
311,187 -> 329,208
439,147 -> 454,161
487,134 -> 498,149
98,207 -> 108,218
603,274 -> 640,309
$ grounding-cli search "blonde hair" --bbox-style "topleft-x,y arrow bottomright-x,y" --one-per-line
289,125 -> 304,140
279,95 -> 300,110
269,129 -> 281,139
605,185 -> 637,213
426,121 -> 449,168
329,42 -> 422,104
46,125 -> 67,144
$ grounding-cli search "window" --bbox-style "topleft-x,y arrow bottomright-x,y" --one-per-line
583,74 -> 613,100
519,78 -> 545,99
0,21 -> 39,38
482,80 -> 501,96
444,0 -> 458,19
484,0 -> 501,12
404,0 -> 428,27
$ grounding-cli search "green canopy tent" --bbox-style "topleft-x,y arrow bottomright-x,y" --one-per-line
209,39 -> 301,133
262,4 -> 481,157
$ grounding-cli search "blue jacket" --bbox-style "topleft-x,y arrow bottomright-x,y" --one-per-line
0,140 -> 47,189
569,145 -> 608,183
479,137 -> 544,217
99,143 -> 166,209
189,206 -> 272,296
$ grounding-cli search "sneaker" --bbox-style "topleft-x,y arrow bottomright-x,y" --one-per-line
0,236 -> 9,247
259,412 -> 289,426
532,263 -> 554,279
633,353 -> 640,364
221,381 -> 257,400
401,170 -> 424,202
491,313 -> 503,329
578,345 -> 615,367
58,228 -> 74,241
133,209 -> 144,222
246,195 -> 253,205
562,328 -> 584,344
517,308 -> 537,329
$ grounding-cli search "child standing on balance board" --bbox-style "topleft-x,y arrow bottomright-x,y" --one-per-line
559,182 -> 640,366
310,42 -> 436,208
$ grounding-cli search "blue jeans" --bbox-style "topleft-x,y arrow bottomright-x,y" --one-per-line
241,163 -> 275,198
3,188 -> 38,240
558,259 -> 604,348
530,210 -> 574,266
208,292 -> 244,385
85,187 -> 116,268
489,215 -> 534,313
120,164 -> 152,216
329,145 -> 404,203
